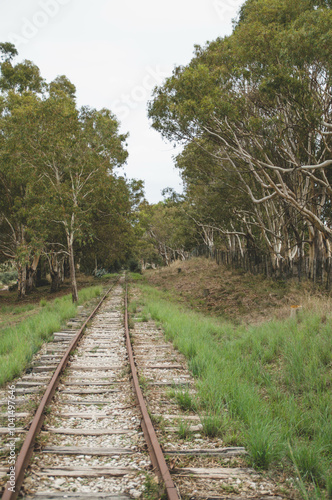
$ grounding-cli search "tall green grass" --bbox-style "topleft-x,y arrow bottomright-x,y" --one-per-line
77,285 -> 103,305
138,284 -> 332,496
0,285 -> 103,386
0,304 -> 35,315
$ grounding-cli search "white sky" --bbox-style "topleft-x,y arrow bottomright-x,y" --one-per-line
1,0 -> 243,203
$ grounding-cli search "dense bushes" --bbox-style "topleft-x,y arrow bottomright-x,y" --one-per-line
0,270 -> 18,285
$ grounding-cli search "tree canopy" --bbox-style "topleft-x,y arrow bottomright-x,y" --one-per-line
0,44 -> 142,300
148,0 -> 332,269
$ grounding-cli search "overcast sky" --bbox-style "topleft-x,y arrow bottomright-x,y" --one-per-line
1,0 -> 243,203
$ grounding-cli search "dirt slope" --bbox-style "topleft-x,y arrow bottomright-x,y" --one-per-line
145,257 -> 320,325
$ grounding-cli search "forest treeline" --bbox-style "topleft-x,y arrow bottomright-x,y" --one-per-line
1,0 -> 332,298
0,43 -> 144,301
146,0 -> 332,271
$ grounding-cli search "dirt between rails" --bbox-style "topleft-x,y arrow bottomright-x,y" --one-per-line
144,257 -> 324,325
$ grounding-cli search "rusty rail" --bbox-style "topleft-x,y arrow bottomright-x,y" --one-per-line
124,285 -> 180,500
2,280 -> 118,500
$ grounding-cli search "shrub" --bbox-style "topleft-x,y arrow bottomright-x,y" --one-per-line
0,271 -> 18,285
127,258 -> 142,274
94,268 -> 108,278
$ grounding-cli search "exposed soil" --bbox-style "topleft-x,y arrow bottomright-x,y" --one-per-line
144,257 -> 322,325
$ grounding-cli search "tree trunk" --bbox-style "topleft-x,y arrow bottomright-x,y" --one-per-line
17,265 -> 27,298
64,259 -> 70,278
60,259 -> 65,283
50,270 -> 61,293
26,267 -> 36,292
17,225 -> 27,298
26,255 -> 40,292
48,253 -> 64,293
67,235 -> 78,303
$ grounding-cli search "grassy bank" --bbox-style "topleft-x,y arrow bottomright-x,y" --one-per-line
136,283 -> 332,498
145,257 -> 317,325
0,285 -> 103,387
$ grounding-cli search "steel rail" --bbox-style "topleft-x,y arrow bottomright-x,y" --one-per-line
2,280 -> 119,500
124,285 -> 180,500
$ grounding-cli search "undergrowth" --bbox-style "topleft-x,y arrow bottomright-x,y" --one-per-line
137,283 -> 332,498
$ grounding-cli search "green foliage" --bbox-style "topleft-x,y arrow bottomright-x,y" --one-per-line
0,298 -> 76,386
0,45 -> 141,301
79,178 -> 144,276
0,43 -> 18,62
128,300 -> 138,314
94,269 -> 109,278
138,375 -> 150,391
127,258 -> 142,274
148,0 -> 332,269
0,303 -> 34,316
129,272 -> 145,282
136,199 -> 197,267
77,286 -> 103,305
0,270 -> 17,285
188,356 -> 206,378
246,418 -> 282,468
142,473 -> 166,500
290,443 -> 325,483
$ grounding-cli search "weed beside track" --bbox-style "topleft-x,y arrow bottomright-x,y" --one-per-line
0,285 -> 104,386
135,282 -> 332,498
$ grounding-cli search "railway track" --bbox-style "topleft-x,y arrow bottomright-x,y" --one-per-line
0,279 -> 177,500
0,278 -> 289,499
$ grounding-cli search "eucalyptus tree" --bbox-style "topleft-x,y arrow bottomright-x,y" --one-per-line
138,200 -> 197,266
78,177 -> 145,274
0,45 -> 129,300
0,43 -> 46,295
175,138 -> 263,255
18,81 -> 128,301
148,0 -> 332,267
